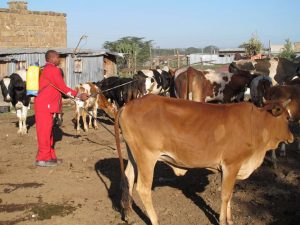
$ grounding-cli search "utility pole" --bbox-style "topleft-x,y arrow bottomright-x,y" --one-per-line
269,40 -> 271,57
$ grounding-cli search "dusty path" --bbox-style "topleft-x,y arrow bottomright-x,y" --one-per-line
0,105 -> 300,225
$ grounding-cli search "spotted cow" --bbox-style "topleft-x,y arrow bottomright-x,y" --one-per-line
230,57 -> 300,85
0,71 -> 30,134
174,66 -> 254,103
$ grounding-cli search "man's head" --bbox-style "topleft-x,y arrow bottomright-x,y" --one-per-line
45,50 -> 60,66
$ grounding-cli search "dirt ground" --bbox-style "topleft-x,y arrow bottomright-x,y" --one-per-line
0,105 -> 300,225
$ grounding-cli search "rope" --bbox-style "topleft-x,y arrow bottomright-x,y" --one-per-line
100,80 -> 137,93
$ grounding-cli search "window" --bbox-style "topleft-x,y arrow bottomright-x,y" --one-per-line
16,61 -> 27,70
74,59 -> 82,73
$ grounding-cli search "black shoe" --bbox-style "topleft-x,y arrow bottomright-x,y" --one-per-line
50,158 -> 63,164
35,160 -> 57,167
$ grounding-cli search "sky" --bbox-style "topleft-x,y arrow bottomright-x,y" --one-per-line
1,0 -> 299,49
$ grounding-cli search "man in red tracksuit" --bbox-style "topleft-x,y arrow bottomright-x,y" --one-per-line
35,50 -> 88,167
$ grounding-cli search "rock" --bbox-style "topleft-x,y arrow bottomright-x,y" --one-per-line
82,158 -> 88,163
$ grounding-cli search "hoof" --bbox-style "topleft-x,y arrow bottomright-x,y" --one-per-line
227,219 -> 234,225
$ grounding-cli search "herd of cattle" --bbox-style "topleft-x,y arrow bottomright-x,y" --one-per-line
1,57 -> 300,225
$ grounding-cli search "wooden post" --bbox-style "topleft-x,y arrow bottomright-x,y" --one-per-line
149,44 -> 152,69
177,49 -> 180,69
134,50 -> 137,74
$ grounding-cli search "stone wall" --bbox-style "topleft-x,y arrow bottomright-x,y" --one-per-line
0,1 -> 67,48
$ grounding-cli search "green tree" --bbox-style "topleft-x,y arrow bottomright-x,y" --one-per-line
103,36 -> 153,72
203,45 -> 219,54
240,35 -> 263,56
278,39 -> 296,60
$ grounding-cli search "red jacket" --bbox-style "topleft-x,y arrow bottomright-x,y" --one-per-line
34,62 -> 77,113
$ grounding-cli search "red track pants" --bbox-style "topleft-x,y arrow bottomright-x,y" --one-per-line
35,110 -> 57,161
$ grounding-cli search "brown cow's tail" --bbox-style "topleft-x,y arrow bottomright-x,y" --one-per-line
114,108 -> 131,219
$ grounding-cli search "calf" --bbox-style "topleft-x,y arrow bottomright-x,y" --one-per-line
75,83 -> 100,132
115,94 -> 293,225
0,71 -> 30,134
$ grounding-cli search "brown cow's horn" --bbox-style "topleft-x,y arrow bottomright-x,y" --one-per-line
282,99 -> 291,108
263,97 -> 267,104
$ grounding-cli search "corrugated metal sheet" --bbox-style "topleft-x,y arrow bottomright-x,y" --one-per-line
5,53 -> 46,75
68,55 -> 104,88
1,51 -> 106,88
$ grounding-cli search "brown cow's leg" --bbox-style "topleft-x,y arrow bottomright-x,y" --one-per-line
93,103 -> 98,129
220,166 -> 239,225
88,112 -> 93,129
136,157 -> 158,225
76,110 -> 81,133
82,110 -> 88,132
125,159 -> 135,210
226,193 -> 233,225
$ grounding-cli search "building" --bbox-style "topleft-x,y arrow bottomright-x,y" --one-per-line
0,48 -> 122,88
0,1 -> 67,48
188,53 -> 235,65
270,45 -> 285,55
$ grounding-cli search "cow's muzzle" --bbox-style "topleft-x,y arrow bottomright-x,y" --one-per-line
3,95 -> 11,102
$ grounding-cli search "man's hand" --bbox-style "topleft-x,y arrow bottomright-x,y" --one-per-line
78,93 -> 89,101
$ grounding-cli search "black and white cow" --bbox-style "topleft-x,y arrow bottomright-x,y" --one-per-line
0,71 -> 31,134
136,66 -> 173,96
249,75 -> 273,107
95,76 -> 142,108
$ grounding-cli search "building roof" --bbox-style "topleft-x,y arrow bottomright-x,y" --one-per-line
0,48 -> 124,57
218,48 -> 245,53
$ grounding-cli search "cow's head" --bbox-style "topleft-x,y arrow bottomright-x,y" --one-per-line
0,76 -> 12,102
264,85 -> 300,122
97,92 -> 118,119
263,99 -> 294,144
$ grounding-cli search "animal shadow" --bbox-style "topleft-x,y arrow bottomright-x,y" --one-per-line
95,158 -> 219,225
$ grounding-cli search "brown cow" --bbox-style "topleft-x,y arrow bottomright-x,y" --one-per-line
114,94 -> 293,225
266,84 -> 300,121
265,83 -> 300,157
174,67 -> 254,103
